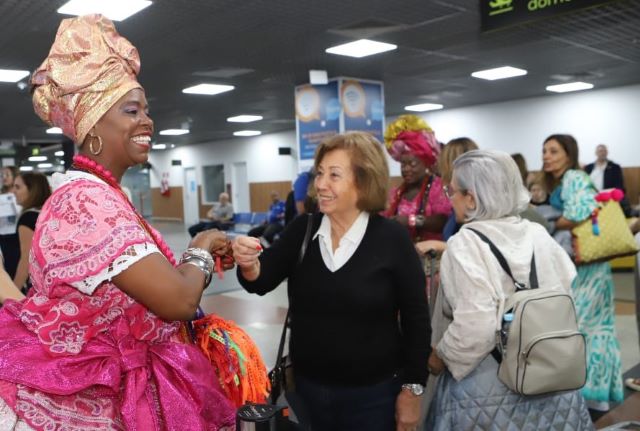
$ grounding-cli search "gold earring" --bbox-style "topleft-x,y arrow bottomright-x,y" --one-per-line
89,135 -> 103,155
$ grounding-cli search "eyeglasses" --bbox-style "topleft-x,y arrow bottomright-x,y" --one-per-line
443,184 -> 467,199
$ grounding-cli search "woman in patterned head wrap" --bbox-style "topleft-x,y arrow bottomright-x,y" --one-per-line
0,15 -> 238,430
382,115 -> 452,243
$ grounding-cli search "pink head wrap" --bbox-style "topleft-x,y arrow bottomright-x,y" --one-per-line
384,115 -> 439,168
31,14 -> 142,145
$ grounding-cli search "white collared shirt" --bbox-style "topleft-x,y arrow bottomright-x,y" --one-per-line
590,162 -> 606,191
313,212 -> 369,272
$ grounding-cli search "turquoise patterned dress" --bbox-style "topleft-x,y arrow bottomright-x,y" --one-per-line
550,169 -> 624,410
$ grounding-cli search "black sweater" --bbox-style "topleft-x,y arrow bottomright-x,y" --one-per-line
238,213 -> 430,386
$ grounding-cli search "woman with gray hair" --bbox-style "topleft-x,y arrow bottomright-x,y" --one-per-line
425,150 -> 593,430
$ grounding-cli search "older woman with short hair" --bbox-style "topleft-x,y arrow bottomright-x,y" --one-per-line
233,132 -> 430,431
426,150 -> 592,430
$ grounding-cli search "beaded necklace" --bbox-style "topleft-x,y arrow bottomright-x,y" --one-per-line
71,154 -> 177,266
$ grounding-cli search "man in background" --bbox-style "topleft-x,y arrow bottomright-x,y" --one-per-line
585,144 -> 630,215
188,192 -> 234,237
248,191 -> 285,247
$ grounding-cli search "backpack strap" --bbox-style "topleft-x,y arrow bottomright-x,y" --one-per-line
467,227 -> 539,364
467,228 -> 538,290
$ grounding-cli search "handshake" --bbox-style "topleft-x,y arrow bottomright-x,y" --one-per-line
189,230 -> 264,276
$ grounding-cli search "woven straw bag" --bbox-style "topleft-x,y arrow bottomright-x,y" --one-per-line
572,199 -> 638,264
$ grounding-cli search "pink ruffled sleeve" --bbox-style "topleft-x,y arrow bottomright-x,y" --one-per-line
32,179 -> 160,295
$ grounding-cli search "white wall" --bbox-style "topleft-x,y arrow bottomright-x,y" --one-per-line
148,130 -> 298,201
150,83 -> 640,192
420,83 -> 640,170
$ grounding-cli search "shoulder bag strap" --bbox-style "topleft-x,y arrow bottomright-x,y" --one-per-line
274,214 -> 314,369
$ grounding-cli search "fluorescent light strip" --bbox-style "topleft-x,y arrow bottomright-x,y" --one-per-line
152,144 -> 167,150
159,129 -> 189,136
0,69 -> 29,83
545,82 -> 594,93
326,39 -> 397,58
57,0 -> 152,21
47,127 -> 63,134
38,163 -> 53,169
55,151 -> 65,156
19,166 -> 34,172
404,103 -> 444,112
182,84 -> 235,95
471,66 -> 527,81
227,115 -> 263,123
233,130 -> 261,137
28,156 -> 47,162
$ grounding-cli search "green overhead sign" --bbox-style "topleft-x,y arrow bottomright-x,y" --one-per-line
481,0 -> 619,31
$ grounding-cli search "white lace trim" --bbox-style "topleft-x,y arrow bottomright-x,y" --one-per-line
70,242 -> 160,295
0,396 -> 35,431
50,171 -> 106,191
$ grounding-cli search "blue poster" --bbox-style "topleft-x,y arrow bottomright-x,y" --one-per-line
340,79 -> 384,143
295,81 -> 340,160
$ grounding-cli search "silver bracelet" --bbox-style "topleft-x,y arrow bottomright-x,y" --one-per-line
180,248 -> 214,288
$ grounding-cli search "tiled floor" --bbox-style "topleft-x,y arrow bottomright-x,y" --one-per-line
154,220 -> 640,427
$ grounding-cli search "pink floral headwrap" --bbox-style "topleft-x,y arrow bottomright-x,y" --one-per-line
384,115 -> 439,168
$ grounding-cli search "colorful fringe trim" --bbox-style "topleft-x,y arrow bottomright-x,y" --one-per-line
193,314 -> 270,407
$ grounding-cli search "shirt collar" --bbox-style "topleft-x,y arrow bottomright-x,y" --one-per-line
313,211 -> 370,245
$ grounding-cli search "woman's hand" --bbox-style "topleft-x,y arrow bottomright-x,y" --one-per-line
189,229 -> 228,254
415,240 -> 446,256
395,389 -> 422,431
231,236 -> 262,281
428,349 -> 445,376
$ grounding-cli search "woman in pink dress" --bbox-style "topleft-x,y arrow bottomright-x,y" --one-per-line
0,15 -> 235,430
382,115 -> 451,243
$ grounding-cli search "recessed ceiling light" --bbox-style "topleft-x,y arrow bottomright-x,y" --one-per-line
471,66 -> 528,81
57,0 -> 152,21
170,144 -> 176,148
159,129 -> 189,136
325,39 -> 397,58
19,166 -> 34,172
152,143 -> 167,150
59,160 -> 65,164
227,115 -> 263,123
545,82 -> 594,93
182,84 -> 235,95
0,69 -> 29,83
233,130 -> 262,137
28,156 -> 47,162
404,103 -> 444,112
38,163 -> 53,169
54,151 -> 64,156
47,127 -> 63,134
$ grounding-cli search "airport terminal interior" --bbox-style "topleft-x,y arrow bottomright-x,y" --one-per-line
1,0 -> 640,429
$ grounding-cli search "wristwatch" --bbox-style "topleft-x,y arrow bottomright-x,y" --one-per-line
401,383 -> 425,396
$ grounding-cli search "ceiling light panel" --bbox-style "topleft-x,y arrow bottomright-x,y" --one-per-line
545,82 -> 594,93
159,129 -> 189,136
404,103 -> 444,112
233,130 -> 262,137
0,69 -> 29,83
471,66 -> 527,81
325,39 -> 397,58
227,115 -> 263,123
182,84 -> 235,95
57,0 -> 152,21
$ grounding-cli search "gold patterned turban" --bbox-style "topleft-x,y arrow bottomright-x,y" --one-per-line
31,14 -> 142,145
